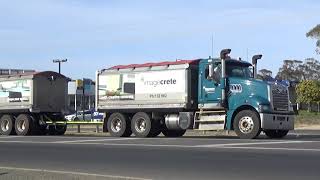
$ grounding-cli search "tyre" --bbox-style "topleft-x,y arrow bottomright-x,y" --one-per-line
48,125 -> 67,135
264,130 -> 289,139
15,114 -> 33,136
48,125 -> 56,135
149,120 -> 162,137
0,115 -> 16,135
162,127 -> 186,137
32,123 -> 47,135
55,125 -> 67,135
131,112 -> 160,138
36,125 -> 48,135
107,113 -> 132,137
233,110 -> 261,139
103,117 -> 108,132
45,114 -> 67,136
30,115 -> 47,135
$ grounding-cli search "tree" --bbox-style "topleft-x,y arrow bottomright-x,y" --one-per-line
303,58 -> 320,80
306,24 -> 320,54
276,59 -> 304,81
257,69 -> 273,81
276,58 -> 320,81
296,80 -> 320,111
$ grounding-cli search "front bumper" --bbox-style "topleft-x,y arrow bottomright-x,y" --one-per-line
260,113 -> 294,130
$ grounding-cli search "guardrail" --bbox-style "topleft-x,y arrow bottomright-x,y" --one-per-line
47,121 -> 104,133
68,121 -> 104,133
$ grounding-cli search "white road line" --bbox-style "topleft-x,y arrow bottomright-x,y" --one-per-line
61,141 -> 320,152
217,146 -> 320,152
0,140 -> 196,148
0,136 -> 21,139
0,166 -> 151,180
1,139 -> 320,152
71,141 -> 320,149
73,142 -> 196,148
195,140 -> 318,147
147,137 -> 264,141
54,138 -> 142,143
0,141 -> 54,144
0,139 -> 142,145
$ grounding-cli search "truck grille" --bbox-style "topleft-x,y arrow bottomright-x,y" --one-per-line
272,85 -> 289,111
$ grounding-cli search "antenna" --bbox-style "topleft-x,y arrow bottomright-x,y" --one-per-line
246,48 -> 249,62
211,33 -> 215,57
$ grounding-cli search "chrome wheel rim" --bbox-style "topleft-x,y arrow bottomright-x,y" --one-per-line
111,118 -> 122,132
1,119 -> 10,132
239,116 -> 254,134
135,118 -> 147,133
17,120 -> 26,132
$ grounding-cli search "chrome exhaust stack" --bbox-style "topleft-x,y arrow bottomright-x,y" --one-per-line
252,54 -> 263,79
220,49 -> 231,107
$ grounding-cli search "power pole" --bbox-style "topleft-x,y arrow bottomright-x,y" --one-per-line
53,59 -> 68,74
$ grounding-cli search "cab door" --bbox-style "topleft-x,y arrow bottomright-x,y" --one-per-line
199,60 -> 222,108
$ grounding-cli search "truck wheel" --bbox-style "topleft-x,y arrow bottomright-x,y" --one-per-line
107,113 -> 132,137
162,127 -> 186,137
131,112 -> 159,137
36,125 -> 48,135
48,125 -> 55,135
0,115 -> 16,135
15,114 -> 33,136
29,115 -> 46,135
264,130 -> 289,139
32,123 -> 47,135
149,120 -> 162,137
48,125 -> 67,135
55,125 -> 67,135
233,110 -> 261,139
103,117 -> 109,132
73,117 -> 79,121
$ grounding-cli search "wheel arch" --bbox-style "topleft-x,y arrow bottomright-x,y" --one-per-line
229,105 -> 260,130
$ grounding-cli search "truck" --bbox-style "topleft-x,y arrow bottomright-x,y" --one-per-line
96,49 -> 295,139
0,71 -> 69,136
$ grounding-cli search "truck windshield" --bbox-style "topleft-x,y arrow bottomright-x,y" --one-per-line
226,64 -> 253,78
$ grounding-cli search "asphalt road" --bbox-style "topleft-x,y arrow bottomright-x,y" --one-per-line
0,131 -> 320,180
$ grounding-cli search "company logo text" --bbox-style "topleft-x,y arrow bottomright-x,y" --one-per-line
144,78 -> 177,87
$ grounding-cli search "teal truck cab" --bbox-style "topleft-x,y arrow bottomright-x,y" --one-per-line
197,49 -> 294,138
97,49 -> 294,139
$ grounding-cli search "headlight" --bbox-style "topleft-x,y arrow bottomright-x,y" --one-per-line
258,104 -> 271,112
289,103 -> 294,112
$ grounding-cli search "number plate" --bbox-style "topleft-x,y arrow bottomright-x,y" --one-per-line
277,116 -> 286,121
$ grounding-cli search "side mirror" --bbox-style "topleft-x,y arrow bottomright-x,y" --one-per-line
208,63 -> 214,79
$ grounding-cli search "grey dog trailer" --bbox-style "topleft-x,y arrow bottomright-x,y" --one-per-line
0,71 -> 69,136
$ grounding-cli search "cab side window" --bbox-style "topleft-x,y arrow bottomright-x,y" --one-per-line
205,63 -> 221,80
213,64 -> 221,80
205,66 -> 210,79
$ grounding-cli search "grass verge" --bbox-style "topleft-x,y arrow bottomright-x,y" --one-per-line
295,110 -> 320,128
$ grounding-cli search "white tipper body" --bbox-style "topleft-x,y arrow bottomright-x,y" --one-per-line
96,64 -> 195,110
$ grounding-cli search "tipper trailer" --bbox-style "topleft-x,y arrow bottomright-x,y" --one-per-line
0,71 -> 69,136
96,49 -> 295,139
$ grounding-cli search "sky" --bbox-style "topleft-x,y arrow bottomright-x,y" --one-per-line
0,0 -> 319,79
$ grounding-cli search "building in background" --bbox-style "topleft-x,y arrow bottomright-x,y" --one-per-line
0,69 -> 35,75
68,79 -> 95,113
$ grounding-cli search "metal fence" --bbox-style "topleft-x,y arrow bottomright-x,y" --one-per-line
46,121 -> 104,133
68,121 -> 103,133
